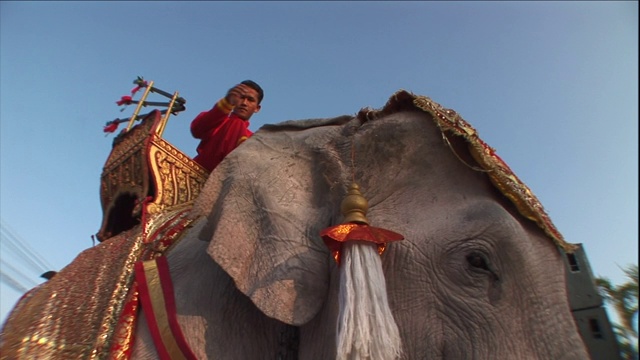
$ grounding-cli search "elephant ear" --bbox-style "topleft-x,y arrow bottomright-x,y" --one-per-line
191,116 -> 353,326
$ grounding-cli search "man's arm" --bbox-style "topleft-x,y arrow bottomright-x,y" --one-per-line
190,97 -> 233,139
190,84 -> 253,139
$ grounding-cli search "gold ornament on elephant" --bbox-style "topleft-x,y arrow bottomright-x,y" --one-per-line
320,182 -> 404,264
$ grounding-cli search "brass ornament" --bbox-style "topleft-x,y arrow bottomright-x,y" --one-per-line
340,183 -> 369,224
321,182 -> 404,264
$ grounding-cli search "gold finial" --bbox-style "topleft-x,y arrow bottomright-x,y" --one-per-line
341,182 -> 369,224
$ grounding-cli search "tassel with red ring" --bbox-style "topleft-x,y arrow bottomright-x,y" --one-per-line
320,182 -> 404,264
319,182 -> 404,359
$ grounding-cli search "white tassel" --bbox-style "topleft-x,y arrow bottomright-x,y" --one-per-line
336,242 -> 402,360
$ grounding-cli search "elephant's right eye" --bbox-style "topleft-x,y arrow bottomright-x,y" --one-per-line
466,252 -> 488,270
466,251 -> 499,282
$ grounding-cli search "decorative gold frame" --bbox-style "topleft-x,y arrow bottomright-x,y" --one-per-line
96,108 -> 208,242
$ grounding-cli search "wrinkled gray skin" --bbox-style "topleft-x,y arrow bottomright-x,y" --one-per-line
132,102 -> 589,359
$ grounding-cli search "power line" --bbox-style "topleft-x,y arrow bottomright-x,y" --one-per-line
0,230 -> 49,276
1,218 -> 54,270
0,258 -> 39,289
0,219 -> 54,274
0,270 -> 30,293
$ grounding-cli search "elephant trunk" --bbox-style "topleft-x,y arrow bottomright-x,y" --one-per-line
336,241 -> 402,360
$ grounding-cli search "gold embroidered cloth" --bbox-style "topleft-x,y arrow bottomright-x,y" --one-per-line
0,209 -> 192,359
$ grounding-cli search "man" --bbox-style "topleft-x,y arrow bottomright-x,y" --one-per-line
191,80 -> 264,172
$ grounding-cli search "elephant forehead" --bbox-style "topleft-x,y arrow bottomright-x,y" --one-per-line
350,112 -> 484,202
393,198 -> 525,242
366,174 -> 515,241
356,92 -> 574,253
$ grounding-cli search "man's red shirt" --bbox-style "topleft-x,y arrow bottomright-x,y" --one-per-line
190,97 -> 253,172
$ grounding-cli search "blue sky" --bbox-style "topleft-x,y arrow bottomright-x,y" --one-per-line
1,1 -> 637,325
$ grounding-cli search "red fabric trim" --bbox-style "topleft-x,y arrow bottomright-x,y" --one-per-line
135,261 -> 172,360
151,218 -> 190,256
320,222 -> 404,264
140,210 -> 190,257
107,211 -> 192,359
135,258 -> 197,360
155,257 -> 197,359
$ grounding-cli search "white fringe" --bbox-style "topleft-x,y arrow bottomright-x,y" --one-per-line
336,242 -> 402,360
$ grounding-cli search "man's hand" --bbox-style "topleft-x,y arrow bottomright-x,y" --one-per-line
225,83 -> 253,107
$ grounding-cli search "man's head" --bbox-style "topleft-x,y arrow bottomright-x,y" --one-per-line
229,80 -> 264,121
241,80 -> 264,104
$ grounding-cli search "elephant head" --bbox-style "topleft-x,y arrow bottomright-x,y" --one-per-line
176,90 -> 589,359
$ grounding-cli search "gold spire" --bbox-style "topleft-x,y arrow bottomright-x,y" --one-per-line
341,183 -> 369,224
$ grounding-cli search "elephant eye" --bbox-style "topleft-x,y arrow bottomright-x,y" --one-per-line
466,252 -> 489,271
466,252 -> 499,281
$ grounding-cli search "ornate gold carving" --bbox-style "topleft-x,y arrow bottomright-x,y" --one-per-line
97,110 -> 207,241
146,136 -> 208,215
103,114 -> 154,173
97,113 -> 157,241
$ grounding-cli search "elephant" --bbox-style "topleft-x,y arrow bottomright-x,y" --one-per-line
1,90 -> 590,359
130,90 -> 589,359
